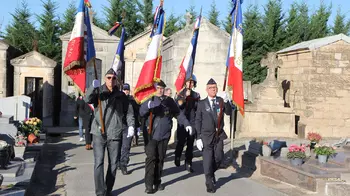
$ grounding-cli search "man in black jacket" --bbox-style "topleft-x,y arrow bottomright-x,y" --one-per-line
174,76 -> 200,173
85,68 -> 135,196
195,78 -> 232,193
83,100 -> 94,150
118,83 -> 140,175
140,80 -> 191,194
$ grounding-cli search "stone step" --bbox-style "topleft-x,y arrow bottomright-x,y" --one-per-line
325,182 -> 350,196
0,162 -> 24,178
260,157 -> 350,193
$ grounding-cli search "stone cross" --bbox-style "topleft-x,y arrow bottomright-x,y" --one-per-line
185,12 -> 192,27
260,52 -> 282,81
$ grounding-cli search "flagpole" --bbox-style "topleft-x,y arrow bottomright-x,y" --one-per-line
223,1 -> 239,92
189,6 -> 202,79
229,0 -> 240,169
93,56 -> 105,135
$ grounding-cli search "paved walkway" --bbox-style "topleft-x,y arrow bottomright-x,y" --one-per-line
38,128 -> 290,196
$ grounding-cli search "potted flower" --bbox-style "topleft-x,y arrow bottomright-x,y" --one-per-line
18,117 -> 42,143
14,134 -> 27,159
287,144 -> 306,166
261,141 -> 272,157
314,144 -> 336,164
307,132 -> 322,149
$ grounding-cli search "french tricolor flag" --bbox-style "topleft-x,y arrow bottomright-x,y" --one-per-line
134,1 -> 165,104
227,0 -> 244,115
109,22 -> 125,82
174,13 -> 202,92
63,0 -> 95,95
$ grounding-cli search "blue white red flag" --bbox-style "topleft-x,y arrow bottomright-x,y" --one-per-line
109,23 -> 126,81
174,13 -> 201,92
227,0 -> 244,116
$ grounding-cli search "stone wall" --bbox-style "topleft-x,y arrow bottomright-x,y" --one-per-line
278,40 -> 350,137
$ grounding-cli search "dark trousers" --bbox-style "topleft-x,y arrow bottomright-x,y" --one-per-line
118,129 -> 133,167
175,126 -> 195,164
83,115 -> 93,145
202,139 -> 224,186
145,138 -> 169,188
93,135 -> 121,196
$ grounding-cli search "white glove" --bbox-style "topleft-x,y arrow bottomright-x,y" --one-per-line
137,127 -> 141,136
196,139 -> 203,151
218,91 -> 229,103
186,126 -> 193,135
92,79 -> 100,88
127,126 -> 135,138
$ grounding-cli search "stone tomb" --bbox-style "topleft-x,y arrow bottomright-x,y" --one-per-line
260,146 -> 350,193
236,53 -> 295,138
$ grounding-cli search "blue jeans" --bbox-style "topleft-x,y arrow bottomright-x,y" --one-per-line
93,135 -> 121,196
78,117 -> 83,138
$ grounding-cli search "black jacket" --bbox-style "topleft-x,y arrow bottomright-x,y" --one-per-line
127,95 -> 141,128
175,89 -> 200,128
75,96 -> 87,118
195,96 -> 232,145
140,95 -> 190,141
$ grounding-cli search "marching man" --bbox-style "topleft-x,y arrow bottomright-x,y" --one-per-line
174,75 -> 200,172
140,80 -> 191,194
195,78 -> 232,193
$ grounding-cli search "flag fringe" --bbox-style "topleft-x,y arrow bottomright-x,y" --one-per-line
63,61 -> 83,72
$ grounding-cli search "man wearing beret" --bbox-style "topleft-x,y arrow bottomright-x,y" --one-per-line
85,68 -> 135,196
195,78 -> 232,193
117,83 -> 141,175
139,80 -> 191,194
174,75 -> 200,173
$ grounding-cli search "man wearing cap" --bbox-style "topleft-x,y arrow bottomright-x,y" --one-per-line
117,83 -> 141,175
140,80 -> 191,194
195,78 -> 232,193
85,68 -> 135,196
174,75 -> 200,173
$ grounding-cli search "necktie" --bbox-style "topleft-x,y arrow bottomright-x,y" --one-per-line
211,99 -> 217,117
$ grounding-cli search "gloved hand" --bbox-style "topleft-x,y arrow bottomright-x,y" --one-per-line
196,139 -> 203,151
127,126 -> 135,138
92,79 -> 100,88
218,91 -> 229,103
186,126 -> 193,135
137,127 -> 141,136
148,99 -> 161,109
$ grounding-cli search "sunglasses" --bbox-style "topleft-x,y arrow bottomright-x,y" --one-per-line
106,76 -> 117,80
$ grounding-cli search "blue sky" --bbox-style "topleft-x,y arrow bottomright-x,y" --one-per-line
0,0 -> 349,31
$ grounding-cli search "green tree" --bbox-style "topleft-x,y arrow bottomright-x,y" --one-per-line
37,0 -> 61,61
139,0 -> 153,27
332,7 -> 350,35
222,0 -> 234,33
164,13 -> 180,37
208,0 -> 220,26
297,1 -> 310,41
308,2 -> 332,39
242,4 -> 266,84
61,1 -> 77,35
262,0 -> 285,52
3,0 -> 37,53
123,0 -> 144,39
103,0 -> 124,36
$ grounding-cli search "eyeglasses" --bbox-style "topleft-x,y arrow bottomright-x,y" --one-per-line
106,76 -> 117,80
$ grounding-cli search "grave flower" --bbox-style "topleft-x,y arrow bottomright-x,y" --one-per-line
287,144 -> 306,159
307,132 -> 322,143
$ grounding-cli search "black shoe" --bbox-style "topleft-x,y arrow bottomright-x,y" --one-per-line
206,183 -> 216,193
120,166 -> 129,175
212,176 -> 216,186
154,184 -> 165,191
174,157 -> 180,167
185,163 -> 194,173
145,187 -> 154,194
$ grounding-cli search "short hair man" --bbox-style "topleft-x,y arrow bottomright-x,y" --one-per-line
164,87 -> 172,97
85,68 -> 135,196
195,78 -> 232,193
140,80 -> 191,193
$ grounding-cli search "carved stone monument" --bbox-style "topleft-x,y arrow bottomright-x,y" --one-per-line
236,52 -> 296,138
